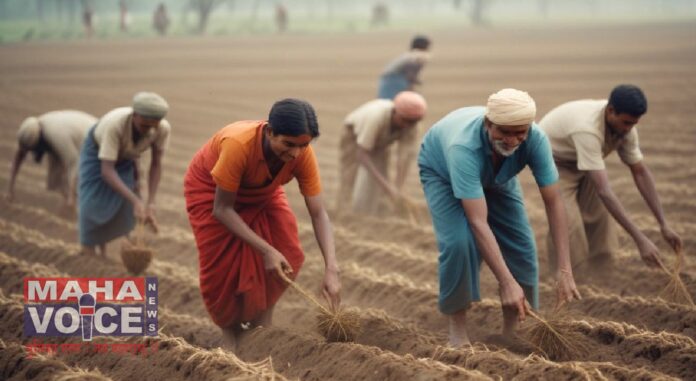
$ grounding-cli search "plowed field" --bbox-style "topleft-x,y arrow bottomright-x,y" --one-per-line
1,22 -> 695,380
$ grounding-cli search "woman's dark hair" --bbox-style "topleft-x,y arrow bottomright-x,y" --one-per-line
410,35 -> 430,50
268,98 -> 319,138
608,84 -> 647,117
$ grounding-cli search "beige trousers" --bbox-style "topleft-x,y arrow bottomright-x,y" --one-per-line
547,162 -> 618,272
337,128 -> 389,215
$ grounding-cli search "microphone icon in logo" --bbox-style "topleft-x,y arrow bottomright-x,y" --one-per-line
78,293 -> 96,341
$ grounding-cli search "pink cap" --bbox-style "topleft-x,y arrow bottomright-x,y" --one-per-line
394,91 -> 427,120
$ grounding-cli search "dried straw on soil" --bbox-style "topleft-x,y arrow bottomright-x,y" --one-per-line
659,250 -> 695,306
523,309 -> 589,361
431,342 -> 514,370
120,223 -> 154,275
316,307 -> 362,342
185,348 -> 282,381
120,245 -> 153,275
0,340 -> 111,381
279,270 -> 362,342
54,367 -> 111,381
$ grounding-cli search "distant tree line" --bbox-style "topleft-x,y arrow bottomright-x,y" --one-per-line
1,0 -> 695,34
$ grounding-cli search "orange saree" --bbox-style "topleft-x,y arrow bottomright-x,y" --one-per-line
184,121 -> 319,328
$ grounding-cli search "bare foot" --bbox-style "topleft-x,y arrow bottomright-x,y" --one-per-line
221,324 -> 243,353
448,312 -> 470,347
250,306 -> 274,328
449,332 -> 472,347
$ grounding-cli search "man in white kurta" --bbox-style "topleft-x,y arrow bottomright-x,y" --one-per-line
78,92 -> 170,256
7,110 -> 97,208
93,106 -> 171,163
337,91 -> 426,214
540,84 -> 682,271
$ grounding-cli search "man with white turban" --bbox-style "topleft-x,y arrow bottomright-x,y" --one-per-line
6,110 -> 97,209
78,91 -> 171,256
338,91 -> 427,214
418,88 -> 580,346
540,84 -> 681,272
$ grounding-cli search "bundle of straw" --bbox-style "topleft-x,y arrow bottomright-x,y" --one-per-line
659,250 -> 694,306
120,222 -> 155,275
523,309 -> 589,361
278,270 -> 361,342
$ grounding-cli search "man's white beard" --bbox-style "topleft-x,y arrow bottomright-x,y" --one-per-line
492,140 -> 519,157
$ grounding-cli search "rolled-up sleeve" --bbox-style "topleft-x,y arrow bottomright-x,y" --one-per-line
293,145 -> 322,197
617,129 -> 644,165
529,133 -> 559,187
447,145 -> 484,199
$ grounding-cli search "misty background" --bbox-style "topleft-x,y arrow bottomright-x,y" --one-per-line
1,0 -> 695,43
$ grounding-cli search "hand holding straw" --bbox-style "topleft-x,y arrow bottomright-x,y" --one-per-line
277,269 -> 332,316
143,214 -> 159,234
129,221 -> 146,246
554,269 -> 582,309
277,269 -> 360,342
659,249 -> 694,306
524,306 -> 589,361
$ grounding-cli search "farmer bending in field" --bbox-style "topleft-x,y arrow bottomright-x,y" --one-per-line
377,35 -> 431,100
337,91 -> 427,214
418,89 -> 580,346
6,110 -> 96,211
540,84 -> 682,272
78,92 -> 169,256
184,99 -> 341,347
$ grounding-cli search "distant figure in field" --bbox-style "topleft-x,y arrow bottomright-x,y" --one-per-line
82,4 -> 94,39
275,3 -> 288,33
337,91 -> 427,215
119,0 -> 129,32
78,92 -> 170,257
378,35 -> 431,100
371,2 -> 389,27
540,84 -> 682,272
419,89 -> 580,346
6,111 -> 97,211
184,99 -> 341,348
153,3 -> 170,36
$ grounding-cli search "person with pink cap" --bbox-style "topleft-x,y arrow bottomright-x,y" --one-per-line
337,91 -> 427,214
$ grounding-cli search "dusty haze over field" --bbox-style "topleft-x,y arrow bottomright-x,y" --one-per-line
1,13 -> 695,381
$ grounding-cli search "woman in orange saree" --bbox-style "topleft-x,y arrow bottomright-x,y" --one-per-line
184,99 -> 341,345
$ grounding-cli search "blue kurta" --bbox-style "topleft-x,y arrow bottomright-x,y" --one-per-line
78,126 -> 136,246
418,106 -> 558,313
377,73 -> 409,100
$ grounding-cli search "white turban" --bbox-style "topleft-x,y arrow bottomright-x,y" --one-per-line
17,116 -> 41,148
133,91 -> 169,119
485,88 -> 536,126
